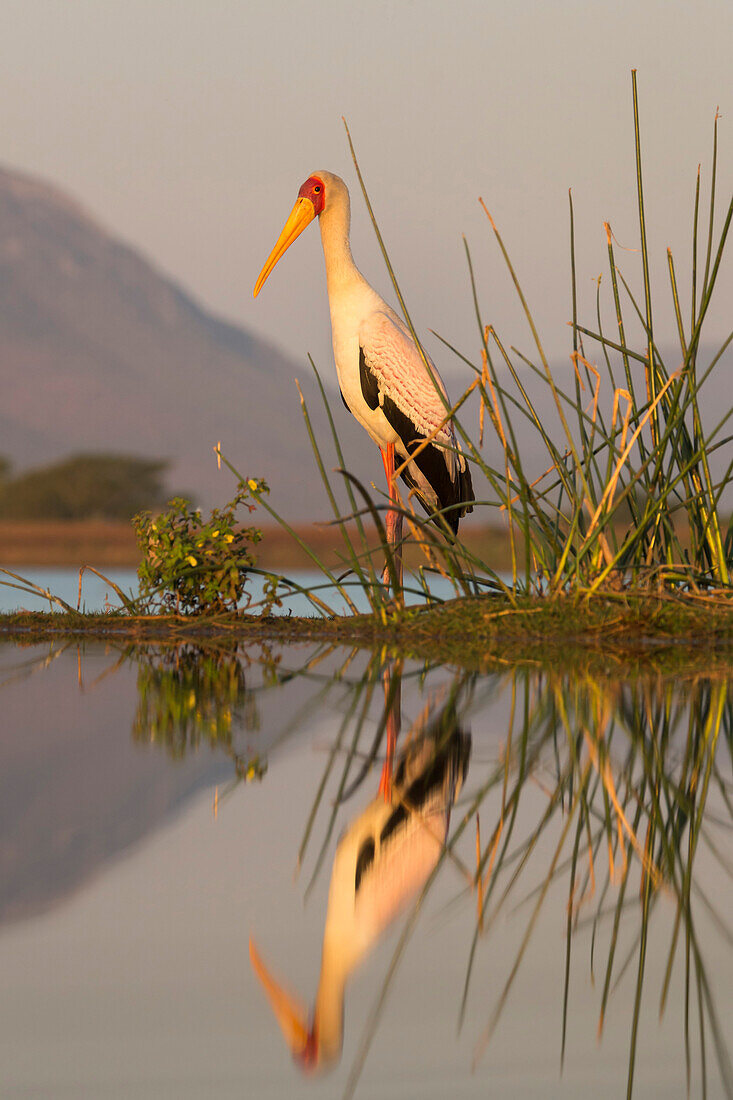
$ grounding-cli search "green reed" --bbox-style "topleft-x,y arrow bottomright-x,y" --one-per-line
472,73 -> 731,593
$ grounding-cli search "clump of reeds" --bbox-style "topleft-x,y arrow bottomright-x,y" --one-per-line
447,71 -> 733,597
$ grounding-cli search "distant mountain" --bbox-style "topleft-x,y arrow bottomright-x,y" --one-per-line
0,164 -> 377,518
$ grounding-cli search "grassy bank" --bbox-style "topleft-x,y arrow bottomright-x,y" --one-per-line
3,591 -> 733,677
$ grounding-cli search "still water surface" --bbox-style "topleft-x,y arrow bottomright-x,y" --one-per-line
0,637 -> 730,1098
0,566 -> 467,617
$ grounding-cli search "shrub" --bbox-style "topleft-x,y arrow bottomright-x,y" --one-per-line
133,480 -> 270,613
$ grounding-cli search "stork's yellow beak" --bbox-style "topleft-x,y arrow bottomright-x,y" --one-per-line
249,936 -> 312,1056
253,196 -> 316,297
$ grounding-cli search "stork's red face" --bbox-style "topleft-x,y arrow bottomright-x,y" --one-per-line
293,1024 -> 320,1074
298,174 -> 326,215
249,936 -> 325,1075
253,174 -> 326,297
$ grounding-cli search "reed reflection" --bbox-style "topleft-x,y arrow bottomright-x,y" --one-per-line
467,672 -> 733,1099
250,662 -> 471,1073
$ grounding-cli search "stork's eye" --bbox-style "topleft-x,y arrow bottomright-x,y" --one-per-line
313,185 -> 322,193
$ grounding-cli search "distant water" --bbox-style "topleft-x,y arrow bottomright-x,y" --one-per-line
0,567 -> 140,615
0,566 -> 462,616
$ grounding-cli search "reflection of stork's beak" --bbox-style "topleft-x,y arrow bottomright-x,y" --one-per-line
249,936 -> 318,1069
253,197 -> 316,297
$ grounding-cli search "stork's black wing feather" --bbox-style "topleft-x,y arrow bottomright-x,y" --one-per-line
381,394 -> 461,534
359,345 -> 473,537
359,347 -> 380,410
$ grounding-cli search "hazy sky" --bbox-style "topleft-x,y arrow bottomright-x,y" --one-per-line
2,0 -> 732,386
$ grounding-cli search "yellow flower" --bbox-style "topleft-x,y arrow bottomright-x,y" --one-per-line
248,479 -> 259,491
186,555 -> 197,566
211,530 -> 219,538
225,534 -> 234,543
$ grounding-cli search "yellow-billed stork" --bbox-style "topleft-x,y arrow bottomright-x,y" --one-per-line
253,171 -> 474,579
249,702 -> 471,1073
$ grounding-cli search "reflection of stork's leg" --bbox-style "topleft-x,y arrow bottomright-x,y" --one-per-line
378,661 -> 402,802
380,444 -> 403,590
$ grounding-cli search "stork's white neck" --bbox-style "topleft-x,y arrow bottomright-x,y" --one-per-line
312,942 -> 348,1065
309,820 -> 376,1067
317,179 -> 363,295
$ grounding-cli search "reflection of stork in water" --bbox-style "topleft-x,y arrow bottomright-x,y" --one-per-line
249,693 -> 470,1073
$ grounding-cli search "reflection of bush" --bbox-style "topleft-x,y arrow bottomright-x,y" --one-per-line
132,644 -> 260,759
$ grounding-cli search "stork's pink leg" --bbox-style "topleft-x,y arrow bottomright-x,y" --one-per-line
379,444 -> 403,591
378,661 -> 402,802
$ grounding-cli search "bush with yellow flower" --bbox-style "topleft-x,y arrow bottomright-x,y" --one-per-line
133,480 -> 270,613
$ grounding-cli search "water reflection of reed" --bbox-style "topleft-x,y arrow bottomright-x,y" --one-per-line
118,642 -> 731,1097
462,673 -> 732,1100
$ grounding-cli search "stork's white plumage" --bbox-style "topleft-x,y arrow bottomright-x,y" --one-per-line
253,171 -> 474,562
249,707 -> 471,1073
